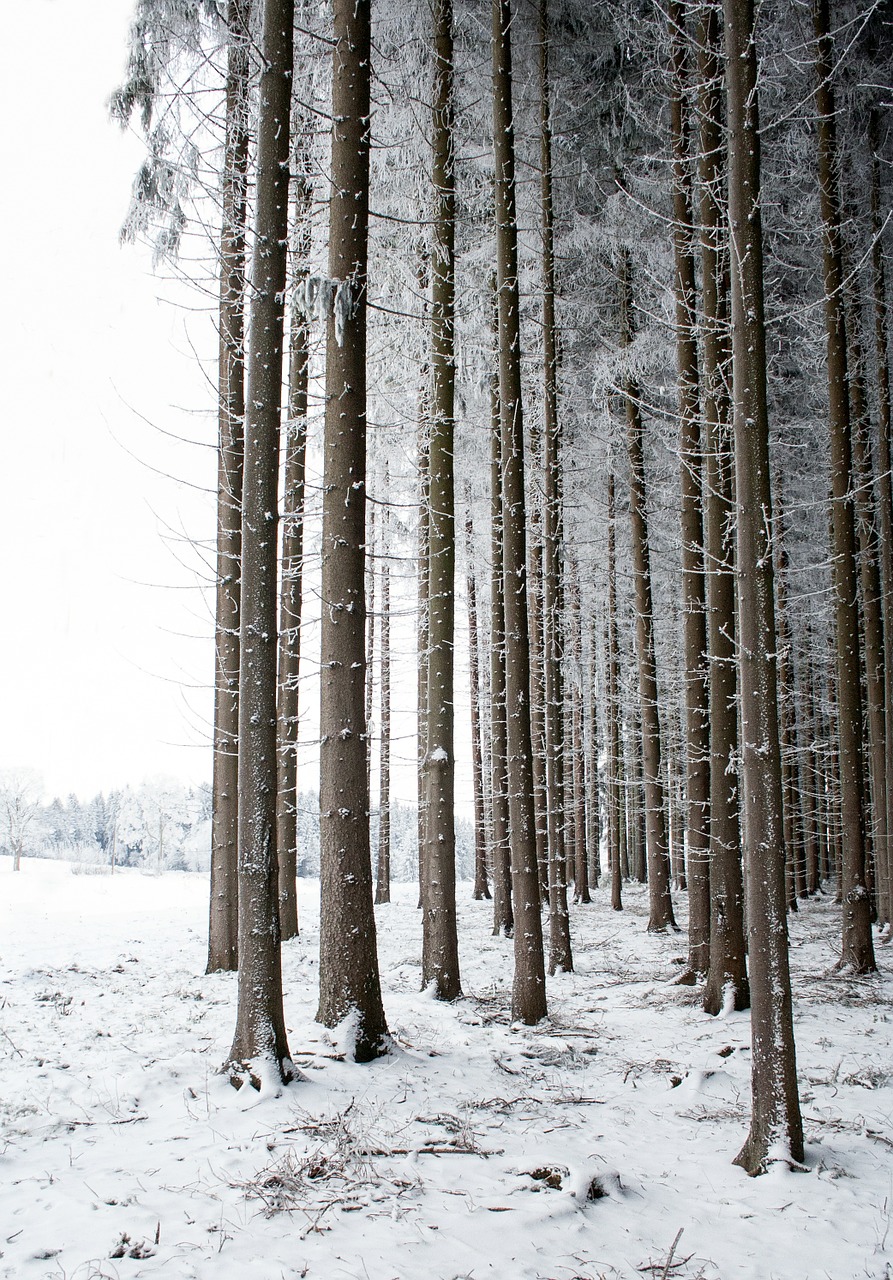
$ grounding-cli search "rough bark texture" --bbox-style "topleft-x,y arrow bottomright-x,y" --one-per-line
607,476 -> 623,911
489,374 -> 513,937
871,109 -> 893,931
813,0 -> 875,974
669,0 -> 709,975
465,504 -> 491,900
225,0 -> 293,1085
537,0 -> 573,971
848,322 -> 888,927
493,0 -> 547,1023
208,0 -> 250,976
699,0 -> 748,1018
724,0 -> 803,1174
316,0 -> 389,1063
620,251 -> 676,933
421,0 -> 461,1001
276,172 -> 312,943
376,487 -> 392,907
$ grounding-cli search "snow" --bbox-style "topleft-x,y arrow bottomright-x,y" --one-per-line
1,856 -> 891,1280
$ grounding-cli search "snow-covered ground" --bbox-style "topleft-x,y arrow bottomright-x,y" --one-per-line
1,856 -> 891,1280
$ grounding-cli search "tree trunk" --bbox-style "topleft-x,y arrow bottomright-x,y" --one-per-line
225,0 -> 293,1085
490,367 -> 513,937
620,250 -> 676,932
421,0 -> 461,1001
607,475 -> 623,911
870,109 -> 893,933
417,256 -> 431,909
492,0 -> 547,1023
567,553 -> 590,904
527,493 -> 550,903
538,0 -> 573,972
276,171 -> 312,943
669,0 -> 709,974
465,502 -> 491,900
699,0 -> 748,1018
208,0 -> 250,976
724,0 -> 803,1174
316,0 -> 389,1062
376,478 -> 392,906
813,0 -> 875,973
848,312 -> 888,927
365,502 -> 376,811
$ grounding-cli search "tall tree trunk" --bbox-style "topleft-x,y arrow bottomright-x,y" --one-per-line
465,502 -> 491,900
316,0 -> 389,1062
848,312 -> 888,927
421,0 -> 461,1001
567,553 -> 590,904
620,250 -> 676,932
724,0 -> 803,1174
527,492 -> 550,903
208,0 -> 250,976
492,0 -> 547,1023
276,171 -> 313,943
365,502 -> 376,811
607,474 -> 623,911
417,258 -> 431,908
376,479 -> 392,907
669,0 -> 709,975
539,0 -> 573,973
775,512 -> 800,913
587,615 -> 602,890
813,0 -> 875,973
699,0 -> 748,1018
225,0 -> 293,1084
490,368 -> 513,937
870,108 -> 893,933
799,636 -> 822,896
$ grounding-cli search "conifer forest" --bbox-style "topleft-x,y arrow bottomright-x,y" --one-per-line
3,1 -> 893,1277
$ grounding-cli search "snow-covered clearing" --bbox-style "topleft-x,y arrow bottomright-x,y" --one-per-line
1,857 -> 891,1280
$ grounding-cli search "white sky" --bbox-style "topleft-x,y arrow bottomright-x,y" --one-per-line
0,1 -> 218,800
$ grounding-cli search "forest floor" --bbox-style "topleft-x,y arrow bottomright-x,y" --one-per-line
0,857 -> 891,1280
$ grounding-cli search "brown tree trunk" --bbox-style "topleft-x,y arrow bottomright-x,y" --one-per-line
421,0 -> 461,1001
417,257 -> 431,908
375,479 -> 392,907
492,0 -> 547,1023
607,475 -> 623,911
225,0 -> 293,1085
669,0 -> 709,973
724,0 -> 803,1174
566,553 -> 590,905
848,312 -> 888,927
316,0 -> 389,1062
208,0 -> 250,976
276,171 -> 312,943
813,0 -> 875,973
465,502 -> 491,900
620,250 -> 676,932
538,0 -> 573,973
490,370 -> 513,937
870,109 -> 893,933
699,0 -> 749,1019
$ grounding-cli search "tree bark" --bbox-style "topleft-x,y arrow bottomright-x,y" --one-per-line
669,0 -> 709,975
493,0 -> 548,1023
276,170 -> 312,943
465,502 -> 491,900
620,250 -> 676,932
225,0 -> 293,1085
813,0 -> 875,973
421,0 -> 461,1001
316,0 -> 389,1062
699,0 -> 749,1018
489,367 -> 513,937
724,0 -> 803,1174
607,475 -> 623,911
870,109 -> 893,933
376,478 -> 392,907
208,0 -> 250,976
